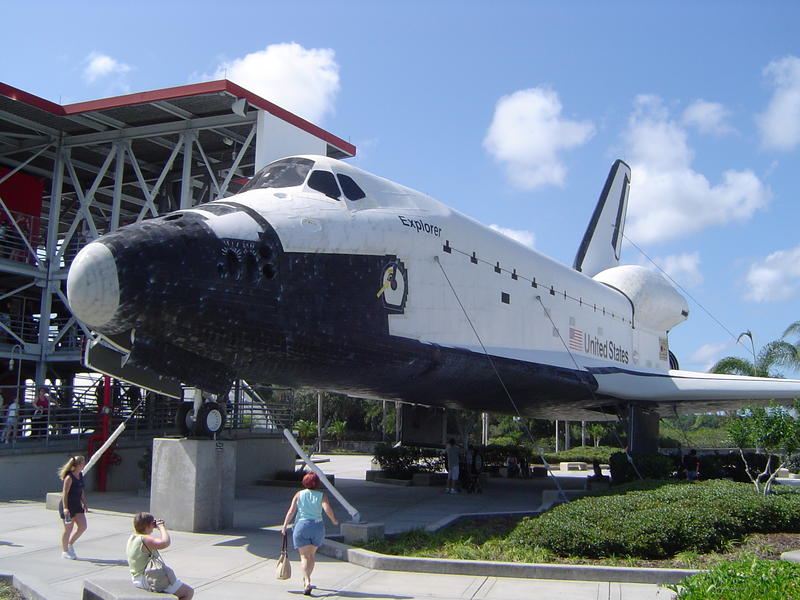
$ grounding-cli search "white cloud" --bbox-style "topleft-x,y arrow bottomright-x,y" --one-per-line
489,224 -> 535,248
682,100 -> 733,135
756,55 -> 800,150
210,42 -> 339,124
483,87 -> 595,190
688,342 -> 730,371
82,52 -> 131,85
743,245 -> 800,302
643,252 -> 703,288
623,95 -> 770,244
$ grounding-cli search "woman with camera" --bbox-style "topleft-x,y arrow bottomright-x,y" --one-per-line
126,512 -> 194,599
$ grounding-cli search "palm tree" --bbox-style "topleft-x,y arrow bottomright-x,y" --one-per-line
326,420 -> 347,447
294,419 -> 317,445
783,322 -> 800,371
586,423 -> 607,447
710,338 -> 798,378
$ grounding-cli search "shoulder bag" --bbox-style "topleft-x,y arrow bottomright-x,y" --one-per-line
142,541 -> 177,592
275,532 -> 292,580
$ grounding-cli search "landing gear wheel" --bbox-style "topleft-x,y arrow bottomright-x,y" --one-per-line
194,402 -> 226,437
176,402 -> 194,437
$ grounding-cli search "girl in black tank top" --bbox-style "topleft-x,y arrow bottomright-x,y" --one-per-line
58,456 -> 88,559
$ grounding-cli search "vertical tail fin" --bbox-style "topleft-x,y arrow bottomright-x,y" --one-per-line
573,159 -> 631,277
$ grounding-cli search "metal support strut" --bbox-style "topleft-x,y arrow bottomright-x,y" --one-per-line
282,428 -> 362,523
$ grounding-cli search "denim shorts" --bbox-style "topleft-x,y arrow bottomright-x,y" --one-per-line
293,519 -> 324,548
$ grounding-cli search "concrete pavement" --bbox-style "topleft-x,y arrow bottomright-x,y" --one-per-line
0,454 -> 678,599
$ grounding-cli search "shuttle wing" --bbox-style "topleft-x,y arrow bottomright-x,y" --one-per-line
591,367 -> 800,414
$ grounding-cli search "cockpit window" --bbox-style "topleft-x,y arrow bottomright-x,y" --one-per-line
239,157 -> 314,193
336,174 -> 366,201
193,202 -> 238,216
307,170 -> 341,200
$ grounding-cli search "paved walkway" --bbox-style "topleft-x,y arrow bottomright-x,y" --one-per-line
0,454 -> 677,599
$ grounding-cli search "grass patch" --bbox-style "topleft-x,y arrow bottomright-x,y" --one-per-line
0,581 -> 22,600
660,423 -> 734,449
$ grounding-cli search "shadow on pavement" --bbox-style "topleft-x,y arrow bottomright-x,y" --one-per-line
76,557 -> 128,566
305,589 -> 413,599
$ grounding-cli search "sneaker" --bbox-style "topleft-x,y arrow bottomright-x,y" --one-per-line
61,551 -> 75,560
67,545 -> 77,559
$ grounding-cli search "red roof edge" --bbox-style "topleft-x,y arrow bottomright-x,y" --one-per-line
221,81 -> 356,156
1,80 -> 356,157
61,80 -> 229,114
64,79 -> 355,157
0,82 -> 66,115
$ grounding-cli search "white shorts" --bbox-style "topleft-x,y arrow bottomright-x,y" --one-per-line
132,574 -> 184,595
448,465 -> 460,480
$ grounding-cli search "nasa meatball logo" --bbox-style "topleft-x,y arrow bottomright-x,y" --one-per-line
376,259 -> 408,314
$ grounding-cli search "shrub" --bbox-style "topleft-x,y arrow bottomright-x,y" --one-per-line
696,451 -> 780,482
666,556 -> 800,599
608,451 -> 675,484
373,443 -> 445,478
658,435 -> 682,449
787,452 -> 800,474
482,443 -> 534,468
540,445 -> 618,465
509,479 -> 800,559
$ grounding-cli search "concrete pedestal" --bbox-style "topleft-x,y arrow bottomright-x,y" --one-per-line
341,522 -> 385,545
149,438 -> 236,532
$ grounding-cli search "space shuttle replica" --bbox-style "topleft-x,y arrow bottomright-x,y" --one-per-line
67,156 -> 800,426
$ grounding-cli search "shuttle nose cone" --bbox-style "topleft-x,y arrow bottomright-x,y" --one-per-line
66,242 -> 120,330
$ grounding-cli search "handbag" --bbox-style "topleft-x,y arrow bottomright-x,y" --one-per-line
275,532 -> 291,580
142,542 -> 177,592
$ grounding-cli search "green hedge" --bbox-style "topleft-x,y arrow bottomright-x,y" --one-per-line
480,444 -> 619,468
509,479 -> 800,559
540,445 -> 618,465
609,451 -> 675,483
667,556 -> 800,599
481,444 -> 534,467
696,451 -> 779,483
373,443 -> 445,478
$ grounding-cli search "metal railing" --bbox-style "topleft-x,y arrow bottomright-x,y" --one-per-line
0,381 -> 296,450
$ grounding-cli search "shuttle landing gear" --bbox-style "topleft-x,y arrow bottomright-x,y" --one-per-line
195,402 -> 226,437
176,389 -> 226,438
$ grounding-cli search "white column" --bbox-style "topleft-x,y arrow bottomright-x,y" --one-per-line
179,132 -> 195,209
110,141 -> 126,231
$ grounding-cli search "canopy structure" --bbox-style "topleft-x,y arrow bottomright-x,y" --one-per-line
0,80 -> 355,388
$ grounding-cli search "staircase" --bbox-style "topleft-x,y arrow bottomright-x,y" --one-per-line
231,380 -> 293,432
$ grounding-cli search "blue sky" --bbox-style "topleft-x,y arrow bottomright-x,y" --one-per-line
4,1 -> 800,374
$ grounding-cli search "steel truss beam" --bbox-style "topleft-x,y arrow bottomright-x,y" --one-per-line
1,104 -> 259,392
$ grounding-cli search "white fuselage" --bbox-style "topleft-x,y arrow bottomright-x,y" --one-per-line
207,156 -> 670,378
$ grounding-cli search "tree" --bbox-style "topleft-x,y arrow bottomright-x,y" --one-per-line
710,339 -> 798,378
586,423 -> 607,447
294,419 -> 317,446
326,420 -> 347,447
726,404 -> 800,495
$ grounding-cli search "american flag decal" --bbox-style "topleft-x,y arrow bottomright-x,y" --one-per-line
569,328 -> 583,352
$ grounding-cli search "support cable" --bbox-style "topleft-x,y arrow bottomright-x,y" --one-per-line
534,296 -> 643,481
434,256 -> 570,503
623,234 -> 745,350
